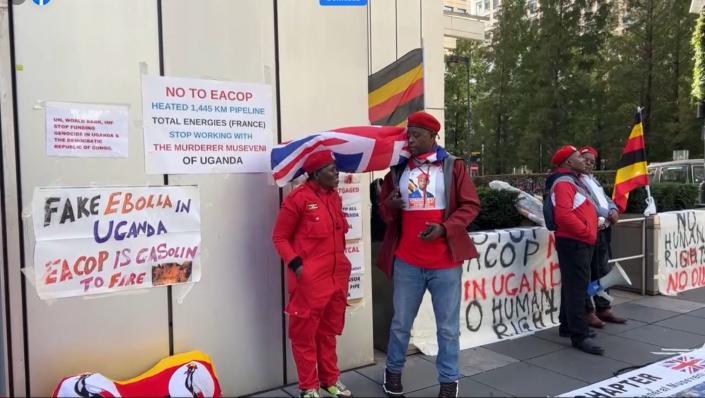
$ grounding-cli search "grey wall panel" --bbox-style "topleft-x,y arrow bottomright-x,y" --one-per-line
11,1 -> 167,396
160,1 -> 284,396
396,0 -> 422,58
369,0 -> 397,74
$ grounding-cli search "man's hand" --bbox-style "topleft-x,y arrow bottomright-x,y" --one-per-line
608,209 -> 619,225
385,187 -> 405,209
295,266 -> 304,278
419,222 -> 445,241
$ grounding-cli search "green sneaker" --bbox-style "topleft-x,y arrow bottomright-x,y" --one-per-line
300,389 -> 321,398
322,380 -> 353,397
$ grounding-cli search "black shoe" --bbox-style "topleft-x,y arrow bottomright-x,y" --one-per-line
572,338 -> 605,355
383,368 -> 404,397
559,329 -> 596,338
438,381 -> 458,398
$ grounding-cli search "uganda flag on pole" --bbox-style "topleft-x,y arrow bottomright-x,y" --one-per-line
612,109 -> 650,212
368,48 -> 424,126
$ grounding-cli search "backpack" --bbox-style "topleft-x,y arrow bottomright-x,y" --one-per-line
543,175 -> 580,231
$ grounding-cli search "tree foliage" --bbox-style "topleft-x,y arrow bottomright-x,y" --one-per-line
445,0 -> 700,173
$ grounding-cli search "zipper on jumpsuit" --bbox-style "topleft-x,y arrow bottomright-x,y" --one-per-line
317,192 -> 338,286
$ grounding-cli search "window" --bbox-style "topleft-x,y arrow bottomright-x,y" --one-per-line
476,2 -> 482,14
661,165 -> 688,183
444,5 -> 453,12
693,165 -> 704,184
484,0 -> 490,10
493,0 -> 499,8
648,167 -> 660,182
456,7 -> 467,13
528,0 -> 537,13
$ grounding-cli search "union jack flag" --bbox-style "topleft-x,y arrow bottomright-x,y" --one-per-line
663,355 -> 705,374
271,126 -> 409,187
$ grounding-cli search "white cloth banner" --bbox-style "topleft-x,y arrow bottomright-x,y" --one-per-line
411,227 -> 561,355
32,186 -> 201,300
656,210 -> 705,295
142,75 -> 272,174
46,101 -> 128,158
561,348 -> 705,397
338,173 -> 363,240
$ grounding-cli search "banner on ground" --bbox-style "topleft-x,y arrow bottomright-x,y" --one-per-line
656,210 -> 705,295
142,75 -> 272,174
411,227 -> 561,355
560,347 -> 705,397
32,186 -> 201,300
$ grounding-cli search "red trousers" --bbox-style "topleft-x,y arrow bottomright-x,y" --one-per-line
289,290 -> 347,390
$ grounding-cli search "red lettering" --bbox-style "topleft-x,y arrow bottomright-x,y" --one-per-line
505,273 -> 518,296
104,191 -> 122,215
550,262 -> 561,287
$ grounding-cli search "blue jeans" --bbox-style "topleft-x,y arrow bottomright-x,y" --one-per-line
385,257 -> 462,383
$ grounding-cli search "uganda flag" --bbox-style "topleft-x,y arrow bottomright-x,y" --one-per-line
612,109 -> 650,213
368,48 -> 424,126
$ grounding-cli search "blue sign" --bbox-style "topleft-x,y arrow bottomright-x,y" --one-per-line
32,0 -> 50,5
320,0 -> 367,5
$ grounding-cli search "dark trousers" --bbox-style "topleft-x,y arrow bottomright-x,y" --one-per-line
557,237 -> 594,343
586,228 -> 612,313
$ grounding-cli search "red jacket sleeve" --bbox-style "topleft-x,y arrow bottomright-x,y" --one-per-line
442,160 -> 481,235
378,169 -> 401,225
271,194 -> 301,266
553,181 -> 590,237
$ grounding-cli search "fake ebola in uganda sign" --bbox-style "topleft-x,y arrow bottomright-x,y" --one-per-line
32,186 -> 201,300
411,227 -> 561,355
657,210 -> 705,295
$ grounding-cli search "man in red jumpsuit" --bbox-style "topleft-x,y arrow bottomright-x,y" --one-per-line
272,150 -> 353,398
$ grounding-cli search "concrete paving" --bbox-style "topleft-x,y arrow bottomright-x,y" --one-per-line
251,288 -> 705,397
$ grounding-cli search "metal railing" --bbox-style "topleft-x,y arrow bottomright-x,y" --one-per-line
607,216 -> 648,295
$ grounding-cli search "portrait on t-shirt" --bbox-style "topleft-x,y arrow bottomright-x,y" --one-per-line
406,167 -> 442,209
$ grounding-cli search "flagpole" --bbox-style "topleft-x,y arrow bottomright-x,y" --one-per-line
639,106 -> 657,216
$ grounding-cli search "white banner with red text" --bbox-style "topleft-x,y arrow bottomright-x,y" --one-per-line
142,75 -> 272,174
411,227 -> 561,355
656,210 -> 705,295
32,186 -> 201,300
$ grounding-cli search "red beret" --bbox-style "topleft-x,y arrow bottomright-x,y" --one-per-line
551,145 -> 578,167
407,111 -> 440,134
303,150 -> 335,173
579,146 -> 598,158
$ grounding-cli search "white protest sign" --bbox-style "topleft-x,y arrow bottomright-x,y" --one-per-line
345,239 -> 364,274
348,273 -> 363,300
561,348 -> 705,397
33,186 -> 201,300
656,210 -> 705,295
46,102 -> 128,158
411,227 -> 561,355
142,75 -> 272,174
338,173 -> 363,240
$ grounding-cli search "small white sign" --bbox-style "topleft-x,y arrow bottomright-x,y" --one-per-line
337,173 -> 362,240
46,102 -> 128,158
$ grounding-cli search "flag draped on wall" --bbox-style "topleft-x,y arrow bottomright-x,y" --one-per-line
368,48 -> 424,126
271,126 -> 409,187
612,108 -> 650,212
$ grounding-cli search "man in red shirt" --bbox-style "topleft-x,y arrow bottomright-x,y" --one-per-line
546,145 -> 604,355
377,111 -> 481,398
272,150 -> 352,398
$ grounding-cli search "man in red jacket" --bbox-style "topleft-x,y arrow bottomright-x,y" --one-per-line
377,111 -> 480,398
546,145 -> 604,355
272,150 -> 352,398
